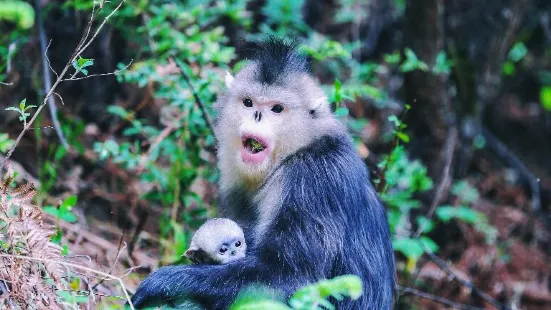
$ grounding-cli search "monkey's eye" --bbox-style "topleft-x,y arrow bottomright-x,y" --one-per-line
271,104 -> 284,113
219,246 -> 228,254
235,241 -> 242,247
242,98 -> 253,108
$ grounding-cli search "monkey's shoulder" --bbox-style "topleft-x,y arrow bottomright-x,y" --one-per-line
283,134 -> 366,175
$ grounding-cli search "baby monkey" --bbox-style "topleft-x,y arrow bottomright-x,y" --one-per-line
184,218 -> 247,264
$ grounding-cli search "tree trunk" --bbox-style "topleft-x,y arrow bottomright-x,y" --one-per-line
403,0 -> 454,179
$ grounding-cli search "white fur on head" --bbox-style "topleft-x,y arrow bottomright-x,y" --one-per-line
225,71 -> 235,88
215,62 -> 344,193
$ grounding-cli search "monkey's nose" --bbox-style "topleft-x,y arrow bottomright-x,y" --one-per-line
231,250 -> 236,255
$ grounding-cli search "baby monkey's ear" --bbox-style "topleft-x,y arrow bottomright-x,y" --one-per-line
185,248 -> 214,264
184,247 -> 201,264
225,71 -> 235,88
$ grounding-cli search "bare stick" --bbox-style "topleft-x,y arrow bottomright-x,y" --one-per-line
415,126 -> 458,237
397,285 -> 486,310
35,0 -> 69,149
91,236 -> 126,291
0,1 -> 126,171
45,40 -> 59,79
422,246 -> 511,310
0,254 -> 134,309
480,126 -> 540,213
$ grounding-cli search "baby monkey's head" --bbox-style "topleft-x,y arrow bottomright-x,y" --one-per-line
185,218 -> 246,264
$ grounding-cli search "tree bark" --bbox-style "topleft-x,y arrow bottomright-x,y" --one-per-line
403,0 -> 454,179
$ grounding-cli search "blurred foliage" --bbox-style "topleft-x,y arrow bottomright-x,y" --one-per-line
0,0 -> 514,307
0,1 -> 35,30
230,275 -> 362,310
89,0 -> 250,263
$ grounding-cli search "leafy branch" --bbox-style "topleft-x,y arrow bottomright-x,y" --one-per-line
0,0 -> 127,170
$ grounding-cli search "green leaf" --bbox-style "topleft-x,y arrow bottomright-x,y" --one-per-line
388,115 -> 400,127
540,86 -> 551,111
400,48 -> 429,72
451,180 -> 479,203
43,205 -> 77,223
392,237 -> 424,260
57,290 -> 75,303
43,206 -> 59,217
4,107 -> 21,113
436,205 -> 482,224
419,236 -> 439,253
416,216 -> 434,233
384,51 -> 401,64
19,98 -> 27,110
396,131 -> 410,143
502,61 -> 515,76
231,300 -> 290,310
508,42 -> 527,62
289,275 -> 363,309
334,107 -> 349,117
334,79 -> 342,105
62,195 -> 78,208
432,51 -> 453,75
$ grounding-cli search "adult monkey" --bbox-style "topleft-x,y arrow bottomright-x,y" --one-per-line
131,37 -> 396,309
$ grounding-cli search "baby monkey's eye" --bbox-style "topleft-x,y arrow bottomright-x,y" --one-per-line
219,246 -> 228,254
235,241 -> 242,247
243,98 -> 253,108
271,104 -> 284,113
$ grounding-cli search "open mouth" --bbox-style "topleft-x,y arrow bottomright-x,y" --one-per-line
241,134 -> 270,164
243,137 -> 266,154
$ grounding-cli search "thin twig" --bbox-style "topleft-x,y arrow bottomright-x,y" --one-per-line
0,1 -> 126,171
62,59 -> 133,81
0,254 -> 134,310
45,40 -> 59,79
35,0 -> 69,149
172,57 -> 215,132
480,126 -> 540,213
397,285 -> 486,310
415,126 -> 458,237
51,92 -> 66,106
75,2 -> 124,60
422,246 -> 511,310
91,237 -> 126,291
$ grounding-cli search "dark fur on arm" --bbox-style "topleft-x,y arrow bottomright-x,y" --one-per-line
131,256 -> 267,309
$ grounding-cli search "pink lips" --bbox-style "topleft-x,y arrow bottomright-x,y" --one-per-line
241,134 -> 270,164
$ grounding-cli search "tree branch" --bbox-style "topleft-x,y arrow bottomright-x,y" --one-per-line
397,285 -> 486,310
0,1 -> 126,171
35,0 -> 69,149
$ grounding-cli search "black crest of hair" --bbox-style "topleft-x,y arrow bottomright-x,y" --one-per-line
131,132 -> 396,309
249,36 -> 310,84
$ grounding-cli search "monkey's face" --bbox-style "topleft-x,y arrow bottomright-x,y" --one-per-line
215,63 -> 337,190
185,237 -> 247,264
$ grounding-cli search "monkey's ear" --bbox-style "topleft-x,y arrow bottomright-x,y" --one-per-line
184,248 -> 200,263
225,71 -> 235,88
309,96 -> 328,111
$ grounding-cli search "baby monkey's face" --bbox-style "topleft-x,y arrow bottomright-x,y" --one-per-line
185,236 -> 246,264
185,218 -> 247,264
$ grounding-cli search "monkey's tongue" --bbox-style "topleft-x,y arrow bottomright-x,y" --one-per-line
241,138 -> 269,164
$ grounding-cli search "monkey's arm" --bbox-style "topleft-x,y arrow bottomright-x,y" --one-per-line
131,256 -> 264,309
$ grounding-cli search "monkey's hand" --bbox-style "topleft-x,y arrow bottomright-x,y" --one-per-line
131,257 -> 265,309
